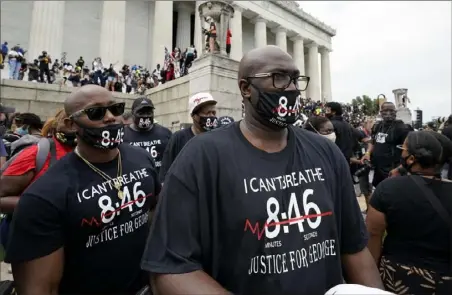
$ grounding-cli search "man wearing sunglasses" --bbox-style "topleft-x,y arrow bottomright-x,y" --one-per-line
142,46 -> 382,295
123,97 -> 172,175
5,85 -> 161,295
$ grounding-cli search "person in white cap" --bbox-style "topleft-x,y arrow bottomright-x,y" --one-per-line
325,284 -> 394,295
158,92 -> 218,183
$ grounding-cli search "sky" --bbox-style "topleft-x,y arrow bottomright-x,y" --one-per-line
298,1 -> 452,121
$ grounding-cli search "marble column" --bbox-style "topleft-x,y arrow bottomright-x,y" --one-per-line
274,26 -> 287,52
253,17 -> 267,48
147,1 -> 155,69
230,4 -> 243,60
194,1 -> 203,53
176,2 -> 192,51
28,1 -> 65,61
320,47 -> 332,102
99,1 -> 126,68
291,35 -> 305,75
306,42 -> 320,101
152,1 -> 173,68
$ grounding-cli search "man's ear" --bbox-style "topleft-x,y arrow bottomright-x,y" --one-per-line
239,79 -> 251,99
64,118 -> 75,131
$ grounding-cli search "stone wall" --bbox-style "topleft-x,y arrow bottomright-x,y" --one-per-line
0,79 -> 139,120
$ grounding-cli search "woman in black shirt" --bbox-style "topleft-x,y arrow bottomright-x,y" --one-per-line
366,131 -> 451,294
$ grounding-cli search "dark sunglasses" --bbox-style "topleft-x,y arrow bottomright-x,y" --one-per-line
70,102 -> 125,121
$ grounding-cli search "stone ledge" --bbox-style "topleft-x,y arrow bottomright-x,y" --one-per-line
0,79 -> 140,100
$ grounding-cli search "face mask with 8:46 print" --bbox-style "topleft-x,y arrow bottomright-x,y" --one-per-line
254,89 -> 302,127
77,123 -> 124,149
199,116 -> 218,131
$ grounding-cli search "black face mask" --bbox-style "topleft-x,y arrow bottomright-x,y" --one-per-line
251,87 -> 301,128
400,154 -> 414,172
134,116 -> 153,130
198,116 -> 218,131
55,132 -> 78,147
76,122 -> 124,150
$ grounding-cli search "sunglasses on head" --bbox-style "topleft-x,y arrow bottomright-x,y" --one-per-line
70,102 -> 125,121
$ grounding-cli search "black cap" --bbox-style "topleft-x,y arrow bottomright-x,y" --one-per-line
218,116 -> 234,127
132,97 -> 154,112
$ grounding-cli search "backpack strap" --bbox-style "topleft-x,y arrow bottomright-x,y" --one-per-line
35,138 -> 53,173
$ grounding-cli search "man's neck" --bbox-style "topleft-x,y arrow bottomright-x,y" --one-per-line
191,124 -> 204,135
242,117 -> 288,141
76,141 -> 119,163
240,118 -> 288,153
410,166 -> 438,177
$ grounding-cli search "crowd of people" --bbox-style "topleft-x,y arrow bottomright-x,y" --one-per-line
0,45 -> 451,295
1,40 -> 198,95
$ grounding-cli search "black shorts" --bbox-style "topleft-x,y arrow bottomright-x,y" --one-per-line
358,170 -> 372,196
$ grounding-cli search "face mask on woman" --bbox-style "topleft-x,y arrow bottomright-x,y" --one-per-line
308,122 -> 336,142
322,132 -> 337,143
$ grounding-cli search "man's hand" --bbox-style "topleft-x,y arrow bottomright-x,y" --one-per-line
389,165 -> 406,177
361,153 -> 371,164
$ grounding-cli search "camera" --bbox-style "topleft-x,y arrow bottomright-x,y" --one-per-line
354,159 -> 372,178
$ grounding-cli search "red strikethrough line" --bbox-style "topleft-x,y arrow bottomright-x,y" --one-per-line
81,193 -> 153,227
244,211 -> 333,241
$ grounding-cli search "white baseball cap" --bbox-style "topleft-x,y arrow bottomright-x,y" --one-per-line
188,92 -> 217,115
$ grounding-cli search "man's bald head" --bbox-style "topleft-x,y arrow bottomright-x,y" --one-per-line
238,45 -> 293,80
64,85 -> 112,116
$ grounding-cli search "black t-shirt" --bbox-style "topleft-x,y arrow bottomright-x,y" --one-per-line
142,122 -> 367,295
371,121 -> 410,171
370,176 -> 451,273
330,116 -> 356,161
123,124 -> 172,175
158,127 -> 194,182
38,55 -> 50,68
5,144 -> 160,294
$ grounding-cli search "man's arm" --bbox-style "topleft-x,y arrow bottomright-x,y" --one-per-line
334,143 -> 384,289
13,249 -> 64,295
153,271 -> 232,295
5,171 -> 67,295
142,137 -> 231,294
341,248 -> 383,289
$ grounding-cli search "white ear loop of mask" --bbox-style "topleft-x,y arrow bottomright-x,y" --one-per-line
309,122 -> 320,134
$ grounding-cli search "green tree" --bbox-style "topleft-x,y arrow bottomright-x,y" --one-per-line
351,95 -> 379,116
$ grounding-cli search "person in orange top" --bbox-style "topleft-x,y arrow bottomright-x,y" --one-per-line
0,109 -> 77,213
226,27 -> 232,56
